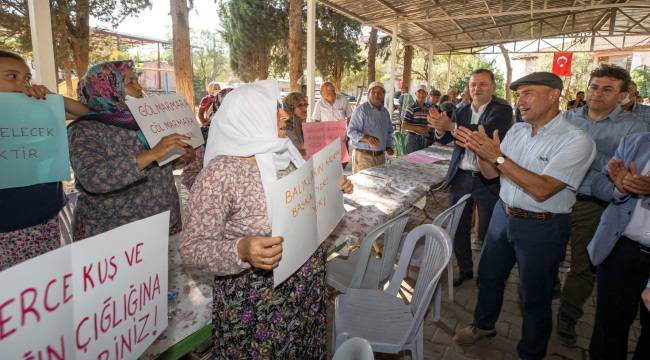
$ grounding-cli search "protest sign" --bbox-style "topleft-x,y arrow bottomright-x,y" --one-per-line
302,120 -> 349,163
126,94 -> 204,165
0,212 -> 169,360
271,139 -> 344,286
0,93 -> 70,189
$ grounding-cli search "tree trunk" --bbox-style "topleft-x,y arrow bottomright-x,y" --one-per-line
499,44 -> 512,103
171,0 -> 195,107
66,0 -> 90,77
402,45 -> 413,91
367,28 -> 378,84
288,0 -> 303,92
64,66 -> 73,97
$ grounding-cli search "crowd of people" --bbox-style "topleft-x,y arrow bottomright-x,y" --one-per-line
2,45 -> 650,359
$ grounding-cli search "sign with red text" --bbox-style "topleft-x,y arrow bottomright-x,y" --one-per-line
0,93 -> 70,189
552,52 -> 573,76
0,212 -> 169,360
127,94 -> 204,165
302,120 -> 349,163
271,139 -> 344,286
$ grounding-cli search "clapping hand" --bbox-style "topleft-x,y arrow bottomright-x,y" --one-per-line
427,107 -> 454,132
608,160 -> 628,195
463,125 -> 502,163
622,161 -> 650,196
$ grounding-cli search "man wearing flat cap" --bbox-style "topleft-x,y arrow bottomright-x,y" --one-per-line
556,64 -> 648,347
452,72 -> 597,360
347,81 -> 394,173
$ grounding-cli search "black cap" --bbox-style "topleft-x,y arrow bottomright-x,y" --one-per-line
429,89 -> 441,97
510,72 -> 563,91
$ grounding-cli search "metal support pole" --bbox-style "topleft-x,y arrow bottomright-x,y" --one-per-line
388,20 -> 398,114
446,51 -> 452,91
428,46 -> 434,88
306,0 -> 316,121
27,0 -> 57,90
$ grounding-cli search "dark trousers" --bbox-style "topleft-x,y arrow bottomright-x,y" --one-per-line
404,132 -> 428,154
449,170 -> 500,275
590,236 -> 650,360
558,199 -> 606,331
474,202 -> 569,360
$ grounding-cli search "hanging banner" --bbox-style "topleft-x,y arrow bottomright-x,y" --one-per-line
552,52 -> 573,77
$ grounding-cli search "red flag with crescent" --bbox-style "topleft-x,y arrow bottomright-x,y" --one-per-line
552,52 -> 573,76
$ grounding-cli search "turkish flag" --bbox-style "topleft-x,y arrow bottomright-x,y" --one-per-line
552,52 -> 573,76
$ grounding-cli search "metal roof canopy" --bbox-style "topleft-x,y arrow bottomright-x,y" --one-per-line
318,0 -> 650,54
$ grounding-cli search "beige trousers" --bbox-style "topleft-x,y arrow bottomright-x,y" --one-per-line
352,149 -> 386,174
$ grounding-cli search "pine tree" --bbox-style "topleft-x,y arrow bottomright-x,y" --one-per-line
219,0 -> 286,82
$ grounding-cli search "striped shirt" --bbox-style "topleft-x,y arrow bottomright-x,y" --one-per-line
403,102 -> 432,128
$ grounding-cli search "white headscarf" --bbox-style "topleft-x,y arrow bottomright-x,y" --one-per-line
203,79 -> 306,221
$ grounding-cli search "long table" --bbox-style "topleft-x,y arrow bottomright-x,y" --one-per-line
326,144 -> 452,252
144,144 -> 453,359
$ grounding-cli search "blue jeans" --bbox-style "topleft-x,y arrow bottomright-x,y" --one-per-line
404,132 -> 428,154
473,202 -> 569,360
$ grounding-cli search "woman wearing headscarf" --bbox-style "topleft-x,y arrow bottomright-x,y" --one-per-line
282,92 -> 308,155
68,60 -> 194,240
180,80 -> 352,359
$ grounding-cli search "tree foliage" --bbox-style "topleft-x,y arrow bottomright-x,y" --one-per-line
631,65 -> 650,99
218,0 -> 287,82
0,0 -> 150,77
192,29 -> 228,94
315,6 -> 364,90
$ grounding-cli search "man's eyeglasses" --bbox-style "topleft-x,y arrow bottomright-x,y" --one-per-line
297,102 -> 309,108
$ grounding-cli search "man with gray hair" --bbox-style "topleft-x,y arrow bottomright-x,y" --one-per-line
311,81 -> 352,122
347,81 -> 394,173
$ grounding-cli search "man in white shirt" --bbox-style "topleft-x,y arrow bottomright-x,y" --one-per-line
428,69 -> 512,287
311,82 -> 352,122
452,72 -> 596,360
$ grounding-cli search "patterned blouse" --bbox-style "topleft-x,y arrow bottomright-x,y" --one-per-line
68,120 -> 181,240
180,155 -> 274,274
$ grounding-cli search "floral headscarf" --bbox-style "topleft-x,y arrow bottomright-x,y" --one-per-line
75,60 -> 140,131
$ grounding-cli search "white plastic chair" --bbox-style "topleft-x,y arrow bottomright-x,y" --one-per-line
332,337 -> 375,360
327,210 -> 410,293
59,192 -> 79,246
410,193 -> 470,305
333,224 -> 452,360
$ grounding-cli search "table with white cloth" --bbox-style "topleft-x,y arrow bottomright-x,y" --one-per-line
325,144 -> 453,253
143,144 -> 453,359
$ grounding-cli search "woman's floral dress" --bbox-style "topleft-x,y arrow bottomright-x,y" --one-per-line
180,156 -> 327,359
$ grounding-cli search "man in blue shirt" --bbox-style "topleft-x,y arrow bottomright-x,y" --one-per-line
558,64 -> 649,347
587,132 -> 650,360
622,81 -> 650,126
452,72 -> 596,360
347,82 -> 394,174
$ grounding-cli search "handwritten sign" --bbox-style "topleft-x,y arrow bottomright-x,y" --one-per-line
0,93 -> 70,189
0,212 -> 169,360
302,120 -> 349,163
271,139 -> 344,286
126,94 -> 204,165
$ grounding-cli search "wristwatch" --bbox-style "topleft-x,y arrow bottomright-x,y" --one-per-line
494,155 -> 507,166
